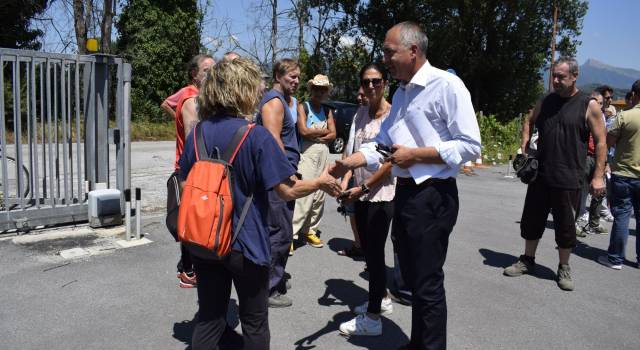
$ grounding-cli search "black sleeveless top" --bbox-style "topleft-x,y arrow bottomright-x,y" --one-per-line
535,91 -> 591,189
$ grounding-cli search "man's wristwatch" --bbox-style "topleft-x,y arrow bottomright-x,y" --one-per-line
360,183 -> 370,194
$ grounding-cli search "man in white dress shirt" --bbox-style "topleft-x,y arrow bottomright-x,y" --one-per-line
331,22 -> 481,349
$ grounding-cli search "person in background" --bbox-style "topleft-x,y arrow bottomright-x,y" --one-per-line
338,62 -> 396,337
180,58 -> 341,349
504,56 -> 606,292
222,51 -> 240,62
160,55 -> 215,121
597,85 -> 617,119
338,86 -> 367,258
256,59 -> 303,308
598,80 -> 640,270
576,91 -> 611,236
291,74 -> 337,251
163,53 -> 214,288
624,91 -> 633,110
356,86 -> 368,106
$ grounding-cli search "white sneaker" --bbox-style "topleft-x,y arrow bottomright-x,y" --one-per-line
577,212 -> 589,224
353,297 -> 393,316
597,255 -> 622,270
601,212 -> 614,222
339,314 -> 382,336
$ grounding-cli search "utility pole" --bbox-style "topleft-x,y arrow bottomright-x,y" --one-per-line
549,0 -> 558,91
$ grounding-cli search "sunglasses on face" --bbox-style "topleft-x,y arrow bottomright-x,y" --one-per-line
361,78 -> 384,88
605,96 -> 613,100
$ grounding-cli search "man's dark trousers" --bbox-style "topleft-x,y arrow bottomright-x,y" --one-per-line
267,190 -> 295,295
392,178 -> 458,350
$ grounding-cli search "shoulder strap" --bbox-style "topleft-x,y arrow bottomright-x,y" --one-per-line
232,192 -> 254,242
194,123 -> 208,161
303,101 -> 310,118
223,123 -> 255,163
226,123 -> 256,241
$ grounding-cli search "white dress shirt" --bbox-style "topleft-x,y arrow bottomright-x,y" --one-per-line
360,61 -> 482,184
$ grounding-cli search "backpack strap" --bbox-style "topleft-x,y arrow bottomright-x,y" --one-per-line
232,192 -> 254,242
223,123 -> 256,244
222,123 -> 255,163
194,123 -> 208,161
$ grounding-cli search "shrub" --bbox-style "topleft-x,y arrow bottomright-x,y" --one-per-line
477,113 -> 522,165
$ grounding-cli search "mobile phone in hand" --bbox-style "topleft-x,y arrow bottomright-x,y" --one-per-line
376,144 -> 393,158
337,191 -> 350,200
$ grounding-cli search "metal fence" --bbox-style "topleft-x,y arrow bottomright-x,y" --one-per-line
0,48 -> 131,232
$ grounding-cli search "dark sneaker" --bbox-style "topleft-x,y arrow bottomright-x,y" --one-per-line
597,255 -> 622,270
268,292 -> 292,308
387,288 -> 412,306
557,264 -> 574,291
503,255 -> 536,277
178,271 -> 197,288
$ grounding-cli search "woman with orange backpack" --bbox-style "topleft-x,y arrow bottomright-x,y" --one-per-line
177,58 -> 341,350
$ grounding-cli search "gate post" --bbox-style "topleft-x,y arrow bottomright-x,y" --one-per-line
94,55 -> 110,186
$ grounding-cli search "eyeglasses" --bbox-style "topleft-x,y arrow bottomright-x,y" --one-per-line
361,78 -> 384,88
604,96 -> 613,100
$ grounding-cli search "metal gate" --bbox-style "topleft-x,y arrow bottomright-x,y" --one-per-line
0,48 -> 131,232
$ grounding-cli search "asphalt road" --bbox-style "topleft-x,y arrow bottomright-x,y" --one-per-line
1,144 -> 639,350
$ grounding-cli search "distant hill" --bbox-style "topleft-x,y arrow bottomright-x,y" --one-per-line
577,59 -> 639,92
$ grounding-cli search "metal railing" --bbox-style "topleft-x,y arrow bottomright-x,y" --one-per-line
0,48 -> 131,232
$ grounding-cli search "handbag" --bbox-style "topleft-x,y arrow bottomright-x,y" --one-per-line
166,171 -> 181,241
513,154 -> 538,184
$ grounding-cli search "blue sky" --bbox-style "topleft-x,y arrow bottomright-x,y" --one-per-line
575,0 -> 639,70
201,0 -> 640,70
37,0 -> 639,71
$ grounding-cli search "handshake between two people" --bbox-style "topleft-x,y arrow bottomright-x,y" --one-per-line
325,143 -> 416,203
329,143 -> 417,178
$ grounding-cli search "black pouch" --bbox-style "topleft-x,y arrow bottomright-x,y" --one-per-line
166,171 -> 181,241
513,154 -> 538,184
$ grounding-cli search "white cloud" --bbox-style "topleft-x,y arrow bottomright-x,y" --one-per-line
338,35 -> 356,47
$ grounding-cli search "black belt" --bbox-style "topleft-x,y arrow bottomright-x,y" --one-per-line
396,177 -> 454,187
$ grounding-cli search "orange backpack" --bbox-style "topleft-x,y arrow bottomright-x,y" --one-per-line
177,122 -> 255,260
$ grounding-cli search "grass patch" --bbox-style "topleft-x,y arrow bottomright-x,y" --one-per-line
1,119 -> 175,143
130,120 -> 174,141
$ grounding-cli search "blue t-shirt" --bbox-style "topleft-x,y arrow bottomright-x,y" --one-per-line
178,116 -> 296,266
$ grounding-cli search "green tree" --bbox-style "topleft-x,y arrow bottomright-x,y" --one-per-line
326,39 -> 371,102
116,0 -> 203,122
0,0 -> 48,50
355,0 -> 588,121
296,0 -> 364,102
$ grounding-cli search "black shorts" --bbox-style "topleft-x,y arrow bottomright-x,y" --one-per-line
520,180 -> 581,249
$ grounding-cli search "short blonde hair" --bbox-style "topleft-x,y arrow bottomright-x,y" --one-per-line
272,58 -> 300,80
198,58 -> 262,118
